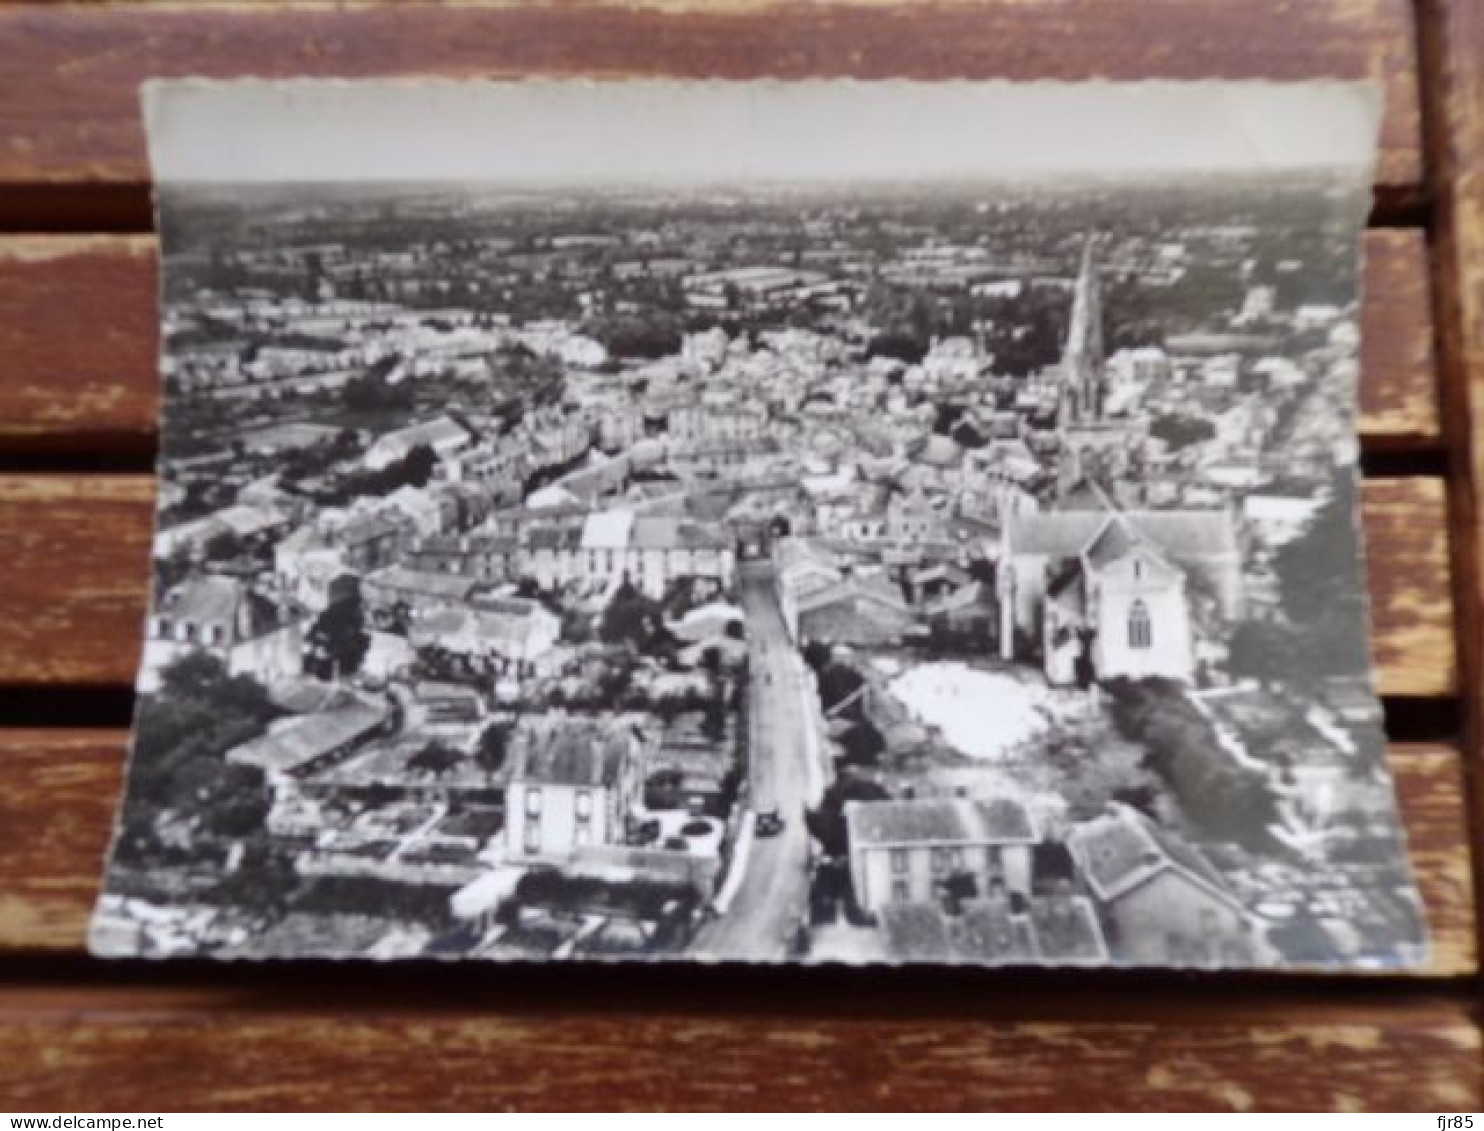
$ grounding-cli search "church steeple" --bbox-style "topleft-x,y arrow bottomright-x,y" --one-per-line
1060,235 -> 1105,425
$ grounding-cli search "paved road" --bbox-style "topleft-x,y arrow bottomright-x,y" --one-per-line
692,561 -> 819,961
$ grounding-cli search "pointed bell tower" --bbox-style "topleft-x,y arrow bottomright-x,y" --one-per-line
1060,235 -> 1105,427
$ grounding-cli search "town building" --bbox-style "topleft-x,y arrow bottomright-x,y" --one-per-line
844,797 -> 1038,913
998,485 -> 1240,685
227,699 -> 391,778
504,714 -> 649,859
407,596 -> 561,680
522,507 -> 736,599
403,531 -> 521,581
363,414 -> 472,471
1067,803 -> 1261,966
141,575 -> 303,693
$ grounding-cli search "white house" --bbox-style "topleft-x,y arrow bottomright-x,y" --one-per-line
363,415 -> 471,471
522,508 -> 735,599
504,714 -> 648,860
845,797 -> 1038,914
407,596 -> 561,679
141,576 -> 303,693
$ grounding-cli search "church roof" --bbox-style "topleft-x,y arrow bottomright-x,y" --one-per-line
1006,508 -> 1237,562
1082,515 -> 1178,573
1056,475 -> 1116,512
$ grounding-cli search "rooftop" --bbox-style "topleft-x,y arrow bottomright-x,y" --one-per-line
846,798 -> 1036,849
1067,804 -> 1241,909
509,714 -> 646,788
226,700 -> 388,775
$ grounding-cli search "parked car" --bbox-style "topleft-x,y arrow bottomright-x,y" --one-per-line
756,808 -> 785,838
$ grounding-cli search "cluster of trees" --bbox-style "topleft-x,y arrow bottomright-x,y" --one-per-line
341,367 -> 415,420
115,654 -> 282,873
600,580 -> 675,655
486,341 -> 564,416
1103,677 -> 1280,852
407,740 -> 465,778
1149,413 -> 1217,452
276,428 -> 365,487
805,775 -> 890,867
1227,472 -> 1370,690
309,443 -> 437,507
304,594 -> 370,680
582,312 -> 684,360
801,641 -> 867,722
539,668 -> 729,737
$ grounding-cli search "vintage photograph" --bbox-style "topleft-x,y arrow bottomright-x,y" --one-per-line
90,80 -> 1427,967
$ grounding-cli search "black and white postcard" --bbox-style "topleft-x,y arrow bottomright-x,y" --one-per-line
91,79 -> 1427,968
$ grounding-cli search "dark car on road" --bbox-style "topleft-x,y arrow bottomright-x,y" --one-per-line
756,808 -> 785,838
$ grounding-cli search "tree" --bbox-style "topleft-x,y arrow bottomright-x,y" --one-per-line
701,696 -> 727,742
304,595 -> 370,680
118,655 -> 280,874
801,640 -> 833,674
394,444 -> 439,491
203,839 -> 300,923
343,369 -> 413,417
1226,620 -> 1309,686
864,330 -> 928,365
1149,414 -> 1216,452
1103,677 -> 1280,851
203,529 -> 248,562
1271,472 -> 1371,679
600,579 -> 670,653
475,721 -> 514,775
408,741 -> 464,778
805,773 -> 890,858
816,662 -> 866,718
839,720 -> 885,768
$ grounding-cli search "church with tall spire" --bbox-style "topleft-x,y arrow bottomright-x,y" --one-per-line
1053,234 -> 1129,500
1059,236 -> 1106,427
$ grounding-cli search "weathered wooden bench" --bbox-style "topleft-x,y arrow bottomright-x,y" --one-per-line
0,0 -> 1480,1110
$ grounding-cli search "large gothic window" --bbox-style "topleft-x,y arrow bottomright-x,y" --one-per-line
1128,599 -> 1153,649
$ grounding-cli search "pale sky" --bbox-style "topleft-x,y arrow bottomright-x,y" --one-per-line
144,79 -> 1382,185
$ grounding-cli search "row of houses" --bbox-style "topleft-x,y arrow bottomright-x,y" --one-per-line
845,795 -> 1259,966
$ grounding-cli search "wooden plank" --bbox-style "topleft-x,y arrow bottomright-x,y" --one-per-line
1366,477 -> 1459,698
0,230 -> 1444,454
0,731 -> 1466,973
1390,744 -> 1478,976
0,236 -> 157,454
0,475 -> 1452,694
1363,230 -> 1441,448
0,986 -> 1473,1110
0,0 -> 1423,202
1418,0 -> 1484,985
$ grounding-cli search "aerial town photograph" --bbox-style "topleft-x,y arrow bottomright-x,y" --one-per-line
90,161 -> 1426,968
